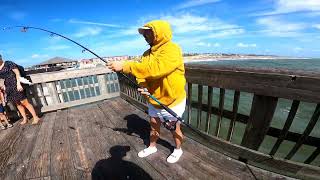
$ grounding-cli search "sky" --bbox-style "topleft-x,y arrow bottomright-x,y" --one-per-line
0,0 -> 320,67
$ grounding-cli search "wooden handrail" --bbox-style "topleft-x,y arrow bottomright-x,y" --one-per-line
22,67 -> 120,112
118,64 -> 320,179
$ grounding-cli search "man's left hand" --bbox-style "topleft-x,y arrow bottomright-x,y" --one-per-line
107,61 -> 124,72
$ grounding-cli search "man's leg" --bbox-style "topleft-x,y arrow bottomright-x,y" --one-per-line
138,117 -> 161,158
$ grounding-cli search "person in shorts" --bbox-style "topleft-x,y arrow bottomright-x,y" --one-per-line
108,20 -> 186,163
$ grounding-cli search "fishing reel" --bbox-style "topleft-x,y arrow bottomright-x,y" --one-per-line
162,118 -> 178,131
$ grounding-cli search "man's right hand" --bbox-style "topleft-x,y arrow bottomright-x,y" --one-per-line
138,88 -> 150,96
107,61 -> 124,72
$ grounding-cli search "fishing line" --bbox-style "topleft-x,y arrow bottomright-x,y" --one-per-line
2,25 -> 184,131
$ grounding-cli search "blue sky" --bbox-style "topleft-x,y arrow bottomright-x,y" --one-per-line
0,0 -> 320,67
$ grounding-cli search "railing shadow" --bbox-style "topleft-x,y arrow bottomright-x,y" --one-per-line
91,145 -> 152,180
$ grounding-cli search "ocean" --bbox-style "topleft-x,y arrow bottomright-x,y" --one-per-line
186,58 -> 320,166
188,58 -> 320,72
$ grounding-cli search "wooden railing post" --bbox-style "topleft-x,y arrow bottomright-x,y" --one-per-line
97,74 -> 108,95
46,82 -> 60,105
240,94 -> 278,150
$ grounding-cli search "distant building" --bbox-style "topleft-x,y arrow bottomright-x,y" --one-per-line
34,57 -> 78,70
79,55 -> 134,69
25,57 -> 78,74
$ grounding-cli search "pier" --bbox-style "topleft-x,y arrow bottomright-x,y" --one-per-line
0,64 -> 319,179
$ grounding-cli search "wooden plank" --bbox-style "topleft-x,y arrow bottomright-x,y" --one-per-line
197,85 -> 203,129
120,92 -> 148,112
269,100 -> 300,156
285,104 -> 320,160
241,95 -> 278,151
110,98 -> 251,180
0,123 -> 41,180
41,93 -> 119,113
96,100 -> 165,179
106,99 -> 227,180
267,127 -> 320,147
227,91 -> 240,141
181,123 -> 320,179
29,67 -> 113,84
191,101 -> 249,123
190,100 -> 320,147
205,86 -> 213,133
46,82 -> 61,105
185,64 -> 320,103
50,110 -> 77,179
121,100 -> 251,179
305,148 -> 320,164
215,88 -> 225,137
187,82 -> 192,124
25,112 -> 57,179
67,107 -> 102,173
117,98 -> 294,179
0,125 -> 23,178
67,108 -> 93,179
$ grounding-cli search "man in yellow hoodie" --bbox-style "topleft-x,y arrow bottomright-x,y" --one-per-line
108,20 -> 186,163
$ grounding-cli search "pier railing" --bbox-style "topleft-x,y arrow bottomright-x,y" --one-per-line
24,67 -> 119,112
12,65 -> 319,179
119,63 -> 320,179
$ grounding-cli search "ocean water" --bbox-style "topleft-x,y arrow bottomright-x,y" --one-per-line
186,58 -> 320,166
188,58 -> 320,72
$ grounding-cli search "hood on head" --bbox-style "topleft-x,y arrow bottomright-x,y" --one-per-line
142,20 -> 172,48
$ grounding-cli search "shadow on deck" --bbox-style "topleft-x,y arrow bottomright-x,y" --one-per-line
0,97 -> 292,180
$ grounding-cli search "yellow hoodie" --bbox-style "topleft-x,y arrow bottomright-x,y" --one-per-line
123,20 -> 186,108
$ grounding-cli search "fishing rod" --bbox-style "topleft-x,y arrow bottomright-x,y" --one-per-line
2,25 -> 184,131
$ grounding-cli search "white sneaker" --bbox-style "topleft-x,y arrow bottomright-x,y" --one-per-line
138,146 -> 157,158
167,148 -> 183,163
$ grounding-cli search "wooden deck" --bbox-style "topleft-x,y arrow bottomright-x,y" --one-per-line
0,97 -> 293,180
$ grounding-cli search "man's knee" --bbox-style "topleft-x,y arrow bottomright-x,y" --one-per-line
150,129 -> 160,137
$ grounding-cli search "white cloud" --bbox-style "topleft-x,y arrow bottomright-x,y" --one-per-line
237,43 -> 257,48
45,45 -> 71,50
176,0 -> 221,9
207,28 -> 245,38
73,27 -> 103,38
196,42 -> 220,47
256,17 -> 306,37
31,54 -> 49,59
255,0 -> 320,16
69,19 -> 121,28
91,37 -> 147,56
313,24 -> 320,30
294,47 -> 303,51
161,13 -> 241,34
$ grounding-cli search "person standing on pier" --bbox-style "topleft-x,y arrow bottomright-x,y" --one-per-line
0,85 -> 13,129
0,54 -> 40,125
108,20 -> 186,163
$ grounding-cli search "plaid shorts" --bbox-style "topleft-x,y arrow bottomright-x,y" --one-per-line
148,99 -> 186,122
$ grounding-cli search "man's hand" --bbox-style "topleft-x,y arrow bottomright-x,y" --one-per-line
107,61 -> 124,72
138,88 -> 150,96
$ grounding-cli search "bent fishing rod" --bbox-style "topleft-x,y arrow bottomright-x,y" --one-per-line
2,25 -> 186,131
